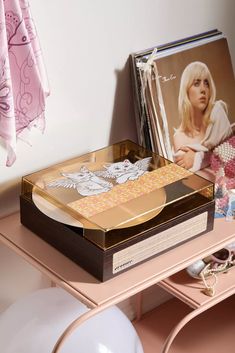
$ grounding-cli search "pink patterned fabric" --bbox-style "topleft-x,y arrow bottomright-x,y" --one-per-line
211,135 -> 235,216
0,0 -> 49,166
211,136 -> 235,178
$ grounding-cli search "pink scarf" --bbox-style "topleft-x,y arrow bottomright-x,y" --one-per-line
0,0 -> 49,166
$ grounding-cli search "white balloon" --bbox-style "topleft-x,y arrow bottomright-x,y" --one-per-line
0,287 -> 143,353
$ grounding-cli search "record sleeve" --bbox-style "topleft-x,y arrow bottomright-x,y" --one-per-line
131,29 -> 235,182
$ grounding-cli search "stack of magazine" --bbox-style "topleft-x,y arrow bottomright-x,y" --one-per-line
131,29 -> 235,181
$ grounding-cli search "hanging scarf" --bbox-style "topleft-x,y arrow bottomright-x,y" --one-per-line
0,0 -> 49,166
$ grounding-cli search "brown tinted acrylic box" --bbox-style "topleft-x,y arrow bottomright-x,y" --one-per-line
20,140 -> 215,281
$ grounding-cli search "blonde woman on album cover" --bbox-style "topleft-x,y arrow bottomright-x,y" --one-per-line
173,61 -> 233,173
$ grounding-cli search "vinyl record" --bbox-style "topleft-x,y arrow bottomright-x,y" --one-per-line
32,187 -> 166,230
32,190 -> 83,228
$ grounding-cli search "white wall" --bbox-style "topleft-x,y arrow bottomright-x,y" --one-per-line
1,0 -> 235,309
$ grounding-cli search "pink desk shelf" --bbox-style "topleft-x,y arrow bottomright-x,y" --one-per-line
0,212 -> 235,353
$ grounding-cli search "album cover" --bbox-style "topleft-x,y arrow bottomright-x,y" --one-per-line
131,30 -> 235,181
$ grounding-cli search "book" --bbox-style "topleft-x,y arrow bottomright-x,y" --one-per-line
131,29 -> 235,181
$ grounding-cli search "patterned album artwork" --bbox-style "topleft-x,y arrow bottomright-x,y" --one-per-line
46,158 -> 191,223
47,158 -> 152,196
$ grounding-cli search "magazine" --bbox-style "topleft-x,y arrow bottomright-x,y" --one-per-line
131,30 -> 235,181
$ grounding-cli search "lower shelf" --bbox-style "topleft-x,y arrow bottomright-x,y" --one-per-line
159,266 -> 235,308
133,295 -> 235,353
